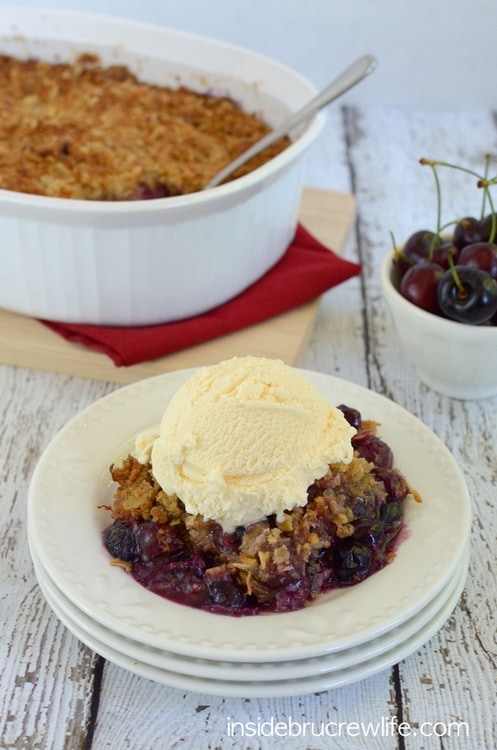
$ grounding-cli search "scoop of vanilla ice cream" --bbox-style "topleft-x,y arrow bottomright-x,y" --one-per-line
150,356 -> 356,531
134,425 -> 160,465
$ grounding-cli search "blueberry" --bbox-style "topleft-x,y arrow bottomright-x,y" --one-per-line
206,578 -> 247,609
381,500 -> 402,525
104,521 -> 137,562
337,404 -> 362,429
335,543 -> 372,583
356,521 -> 384,550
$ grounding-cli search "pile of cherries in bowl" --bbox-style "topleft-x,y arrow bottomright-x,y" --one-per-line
393,158 -> 497,325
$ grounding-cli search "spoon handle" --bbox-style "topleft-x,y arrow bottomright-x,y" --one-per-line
204,54 -> 377,189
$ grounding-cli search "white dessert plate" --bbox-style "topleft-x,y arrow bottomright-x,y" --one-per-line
27,369 -> 472,662
30,534 -> 468,682
32,542 -> 469,697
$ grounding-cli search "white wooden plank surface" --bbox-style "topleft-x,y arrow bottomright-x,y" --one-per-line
1,105 -> 496,750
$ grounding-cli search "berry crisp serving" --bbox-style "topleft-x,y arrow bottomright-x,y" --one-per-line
102,405 -> 420,617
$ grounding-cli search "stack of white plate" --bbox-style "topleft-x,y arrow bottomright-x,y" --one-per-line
27,370 -> 472,698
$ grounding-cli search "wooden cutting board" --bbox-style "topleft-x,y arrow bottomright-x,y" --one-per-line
0,187 -> 355,384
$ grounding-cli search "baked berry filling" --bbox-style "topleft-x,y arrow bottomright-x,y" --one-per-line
102,405 -> 415,616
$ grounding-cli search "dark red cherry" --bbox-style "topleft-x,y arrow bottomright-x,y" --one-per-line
453,215 -> 492,251
403,230 -> 441,264
438,266 -> 497,324
458,242 -> 497,280
400,262 -> 444,313
430,240 -> 459,269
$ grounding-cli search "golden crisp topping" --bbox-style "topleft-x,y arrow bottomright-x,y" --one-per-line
109,455 -> 160,521
110,455 -> 184,523
0,53 -> 290,200
110,557 -> 133,572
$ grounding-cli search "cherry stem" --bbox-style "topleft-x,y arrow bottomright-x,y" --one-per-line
477,177 -> 497,243
421,155 -> 497,245
481,154 -> 491,219
420,159 -> 442,234
421,157 -> 483,182
487,191 -> 496,244
439,219 -> 460,234
390,229 -> 413,267
447,252 -> 465,295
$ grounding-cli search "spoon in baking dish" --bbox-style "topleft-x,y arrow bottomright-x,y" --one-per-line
203,53 -> 377,190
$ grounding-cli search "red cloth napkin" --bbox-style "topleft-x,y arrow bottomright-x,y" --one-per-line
41,225 -> 361,367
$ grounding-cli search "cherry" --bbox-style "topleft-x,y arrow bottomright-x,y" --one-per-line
453,215 -> 492,251
431,240 -> 459,269
400,262 -> 444,313
438,266 -> 497,324
391,155 -> 497,326
402,230 -> 441,265
458,242 -> 497,280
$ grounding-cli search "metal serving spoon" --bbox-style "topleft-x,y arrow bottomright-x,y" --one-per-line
203,53 -> 377,190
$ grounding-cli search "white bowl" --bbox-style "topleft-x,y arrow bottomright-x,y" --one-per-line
380,254 -> 497,399
0,9 -> 324,325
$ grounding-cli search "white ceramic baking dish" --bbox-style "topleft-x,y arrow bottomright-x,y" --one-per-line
0,8 -> 324,325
